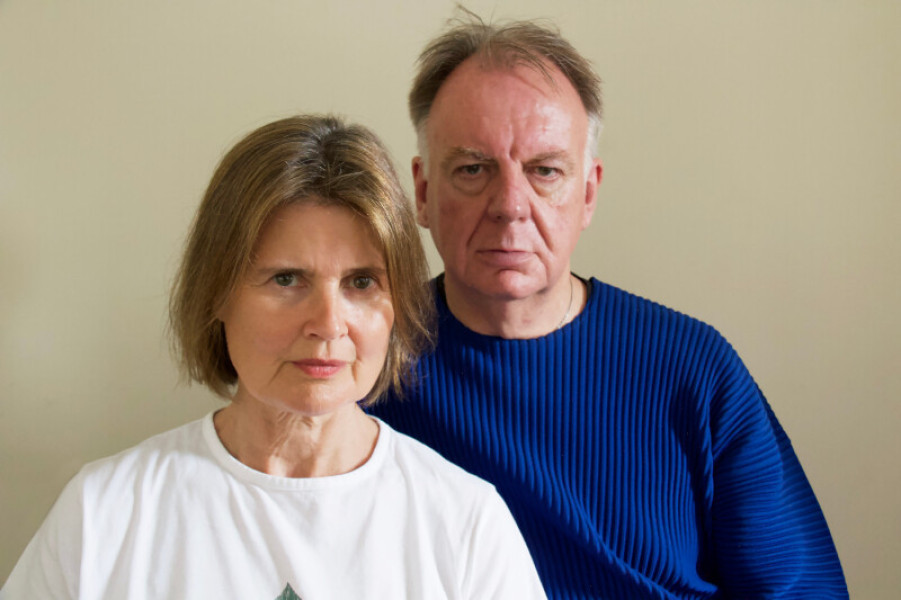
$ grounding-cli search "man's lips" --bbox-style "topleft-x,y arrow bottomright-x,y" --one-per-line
291,359 -> 346,378
476,249 -> 532,267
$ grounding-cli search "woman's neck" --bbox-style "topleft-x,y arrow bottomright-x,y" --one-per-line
213,400 -> 379,478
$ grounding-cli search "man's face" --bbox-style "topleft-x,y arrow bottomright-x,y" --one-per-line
415,57 -> 602,305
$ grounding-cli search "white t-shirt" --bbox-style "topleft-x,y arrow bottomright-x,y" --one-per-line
2,414 -> 546,599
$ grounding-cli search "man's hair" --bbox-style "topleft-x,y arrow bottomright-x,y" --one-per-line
169,114 -> 434,405
409,9 -> 603,160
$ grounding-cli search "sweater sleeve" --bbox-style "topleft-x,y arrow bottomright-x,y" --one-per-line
707,341 -> 848,599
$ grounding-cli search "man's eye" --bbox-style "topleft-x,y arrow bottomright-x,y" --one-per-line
450,162 -> 491,195
459,164 -> 484,177
351,275 -> 375,290
534,166 -> 559,178
273,273 -> 297,287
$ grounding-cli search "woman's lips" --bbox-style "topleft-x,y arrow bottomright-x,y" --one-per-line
291,359 -> 346,378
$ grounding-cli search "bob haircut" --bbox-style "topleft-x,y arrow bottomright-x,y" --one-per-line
410,9 -> 603,162
170,115 -> 434,404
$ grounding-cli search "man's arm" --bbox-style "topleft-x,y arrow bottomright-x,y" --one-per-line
708,347 -> 848,598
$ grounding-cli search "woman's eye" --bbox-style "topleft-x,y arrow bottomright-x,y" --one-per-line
351,275 -> 375,290
273,273 -> 297,287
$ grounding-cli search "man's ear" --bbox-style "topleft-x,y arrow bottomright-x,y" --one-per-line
412,157 -> 430,228
581,158 -> 603,230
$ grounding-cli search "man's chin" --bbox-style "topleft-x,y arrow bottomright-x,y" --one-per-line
457,269 -> 549,303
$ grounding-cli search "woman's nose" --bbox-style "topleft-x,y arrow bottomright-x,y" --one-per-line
303,288 -> 347,340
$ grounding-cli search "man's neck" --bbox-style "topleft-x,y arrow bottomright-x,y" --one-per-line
442,273 -> 585,339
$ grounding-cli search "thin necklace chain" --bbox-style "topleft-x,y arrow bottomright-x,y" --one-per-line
555,275 -> 574,330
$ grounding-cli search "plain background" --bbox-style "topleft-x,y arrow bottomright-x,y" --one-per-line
1,1 -> 898,596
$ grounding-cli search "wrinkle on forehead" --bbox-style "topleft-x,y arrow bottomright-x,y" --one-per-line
424,59 -> 591,173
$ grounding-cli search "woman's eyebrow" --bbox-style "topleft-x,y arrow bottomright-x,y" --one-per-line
251,265 -> 388,278
252,265 -> 308,277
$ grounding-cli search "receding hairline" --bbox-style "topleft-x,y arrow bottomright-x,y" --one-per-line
417,58 -> 602,171
409,11 -> 603,168
410,15 -> 602,122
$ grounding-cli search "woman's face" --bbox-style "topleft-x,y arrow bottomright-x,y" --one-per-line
219,201 -> 394,418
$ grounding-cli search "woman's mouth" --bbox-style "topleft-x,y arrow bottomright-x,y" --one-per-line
291,359 -> 346,378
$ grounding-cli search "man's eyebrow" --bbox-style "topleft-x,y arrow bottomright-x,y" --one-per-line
527,150 -> 576,170
439,147 -> 577,171
440,147 -> 494,170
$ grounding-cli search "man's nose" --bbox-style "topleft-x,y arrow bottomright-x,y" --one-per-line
303,288 -> 347,340
486,168 -> 530,222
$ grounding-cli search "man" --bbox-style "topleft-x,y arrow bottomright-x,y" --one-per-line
371,13 -> 848,599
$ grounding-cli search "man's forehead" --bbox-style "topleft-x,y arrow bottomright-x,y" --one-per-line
421,57 -> 589,166
428,60 -> 587,126
451,54 -> 569,93
428,110 -> 585,165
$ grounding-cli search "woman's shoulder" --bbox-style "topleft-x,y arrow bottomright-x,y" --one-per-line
72,414 -> 212,498
375,418 -> 497,498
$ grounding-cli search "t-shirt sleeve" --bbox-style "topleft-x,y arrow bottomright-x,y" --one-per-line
459,488 -> 548,600
1,473 -> 85,599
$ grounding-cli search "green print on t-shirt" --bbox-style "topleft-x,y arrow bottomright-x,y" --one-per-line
275,583 -> 302,600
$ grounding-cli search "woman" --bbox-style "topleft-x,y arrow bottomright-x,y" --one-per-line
3,115 -> 546,598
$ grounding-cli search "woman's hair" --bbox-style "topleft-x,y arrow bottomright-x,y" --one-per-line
169,114 -> 434,404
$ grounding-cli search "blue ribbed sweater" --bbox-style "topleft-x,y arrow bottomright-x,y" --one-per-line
371,277 -> 847,599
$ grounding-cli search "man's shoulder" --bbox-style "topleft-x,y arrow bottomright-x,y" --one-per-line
587,278 -> 721,333
582,278 -> 750,376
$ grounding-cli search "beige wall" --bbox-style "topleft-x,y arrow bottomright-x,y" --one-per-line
1,1 -> 898,596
